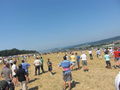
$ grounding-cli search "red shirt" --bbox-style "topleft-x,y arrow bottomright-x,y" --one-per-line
114,51 -> 120,58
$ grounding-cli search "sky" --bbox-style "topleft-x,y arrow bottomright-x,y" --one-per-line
0,0 -> 120,51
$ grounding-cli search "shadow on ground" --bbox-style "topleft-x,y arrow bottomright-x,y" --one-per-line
29,86 -> 39,90
71,81 -> 80,89
29,78 -> 39,84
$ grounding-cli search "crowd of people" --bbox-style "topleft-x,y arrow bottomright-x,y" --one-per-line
0,47 -> 120,90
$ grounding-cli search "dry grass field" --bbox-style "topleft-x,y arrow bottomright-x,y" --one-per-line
0,50 -> 119,90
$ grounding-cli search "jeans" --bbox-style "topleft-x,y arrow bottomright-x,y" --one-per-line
35,66 -> 40,75
40,64 -> 44,73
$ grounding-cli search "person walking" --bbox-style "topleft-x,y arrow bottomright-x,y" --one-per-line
16,64 -> 29,90
47,59 -> 53,75
21,60 -> 30,76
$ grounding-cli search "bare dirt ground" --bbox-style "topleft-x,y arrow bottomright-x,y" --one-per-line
0,51 -> 119,90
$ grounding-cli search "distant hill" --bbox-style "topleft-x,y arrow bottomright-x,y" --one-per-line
50,36 -> 120,52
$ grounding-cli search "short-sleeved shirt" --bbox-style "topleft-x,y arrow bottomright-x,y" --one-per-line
59,60 -> 73,74
21,63 -> 30,73
76,56 -> 80,60
114,51 -> 120,58
34,59 -> 41,66
47,61 -> 52,67
16,69 -> 27,82
1,67 -> 12,81
96,50 -> 101,55
40,59 -> 44,64
104,54 -> 110,61
89,51 -> 92,54
9,60 -> 13,64
70,55 -> 76,62
11,64 -> 17,76
81,54 -> 87,61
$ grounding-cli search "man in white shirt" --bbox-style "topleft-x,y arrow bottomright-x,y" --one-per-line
115,72 -> 120,90
81,52 -> 89,72
88,50 -> 93,60
96,49 -> 101,58
11,61 -> 18,86
34,57 -> 41,75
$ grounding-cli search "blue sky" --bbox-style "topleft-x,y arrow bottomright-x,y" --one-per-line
0,0 -> 120,50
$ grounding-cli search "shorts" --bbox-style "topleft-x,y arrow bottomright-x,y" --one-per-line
106,61 -> 111,65
82,60 -> 87,66
63,72 -> 72,82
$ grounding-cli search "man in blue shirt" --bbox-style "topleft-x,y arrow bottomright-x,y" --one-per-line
59,57 -> 73,90
21,60 -> 30,76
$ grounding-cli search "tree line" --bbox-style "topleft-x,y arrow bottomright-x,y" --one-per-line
0,48 -> 38,56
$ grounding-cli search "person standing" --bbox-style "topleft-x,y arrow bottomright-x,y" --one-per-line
104,52 -> 111,68
114,48 -> 120,68
16,64 -> 29,90
70,53 -> 76,70
1,63 -> 15,90
75,53 -> 80,69
47,59 -> 53,75
40,57 -> 45,73
34,57 -> 41,75
96,49 -> 101,58
11,61 -> 18,86
88,50 -> 93,60
115,72 -> 120,90
9,59 -> 13,67
59,56 -> 73,90
81,52 -> 89,72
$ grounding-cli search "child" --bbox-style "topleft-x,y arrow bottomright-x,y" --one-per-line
104,52 -> 111,68
47,59 -> 53,75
